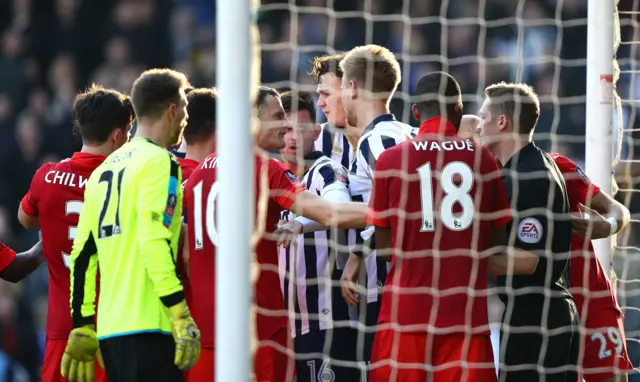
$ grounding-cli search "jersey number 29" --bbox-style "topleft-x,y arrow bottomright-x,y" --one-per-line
192,180 -> 219,248
417,161 -> 475,232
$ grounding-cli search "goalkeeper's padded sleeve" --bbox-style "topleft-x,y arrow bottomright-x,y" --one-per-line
69,197 -> 99,329
168,300 -> 201,370
137,153 -> 185,307
61,325 -> 102,382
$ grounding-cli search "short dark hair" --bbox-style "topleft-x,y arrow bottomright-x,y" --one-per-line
256,86 -> 280,111
183,88 -> 218,144
414,71 -> 462,117
73,84 -> 134,144
310,54 -> 345,83
280,91 -> 316,121
484,82 -> 540,134
130,68 -> 190,119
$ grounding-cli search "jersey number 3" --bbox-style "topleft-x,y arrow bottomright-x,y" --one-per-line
417,161 -> 475,232
98,169 -> 125,238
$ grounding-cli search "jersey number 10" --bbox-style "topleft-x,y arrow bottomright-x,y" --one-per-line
417,161 -> 475,232
192,180 -> 220,248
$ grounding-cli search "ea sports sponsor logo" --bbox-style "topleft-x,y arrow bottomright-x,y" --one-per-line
517,218 -> 543,244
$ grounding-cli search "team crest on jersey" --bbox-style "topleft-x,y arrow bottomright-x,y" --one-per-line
575,166 -> 591,185
517,217 -> 543,244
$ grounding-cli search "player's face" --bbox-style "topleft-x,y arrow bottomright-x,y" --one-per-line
316,73 -> 347,127
168,89 -> 189,146
478,98 -> 504,152
282,110 -> 319,164
341,76 -> 358,127
257,95 -> 289,151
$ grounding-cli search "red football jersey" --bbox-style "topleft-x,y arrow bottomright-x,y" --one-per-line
368,118 -> 510,333
21,152 -> 105,339
177,157 -> 200,308
184,150 -> 302,348
0,242 -> 16,272
549,153 -> 620,318
178,157 -> 199,186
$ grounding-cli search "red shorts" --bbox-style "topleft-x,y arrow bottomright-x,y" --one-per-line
581,309 -> 633,382
370,329 -> 497,382
42,338 -> 107,382
254,327 -> 296,382
189,348 -> 214,382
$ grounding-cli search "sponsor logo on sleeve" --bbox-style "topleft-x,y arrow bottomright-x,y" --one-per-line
517,217 -> 543,244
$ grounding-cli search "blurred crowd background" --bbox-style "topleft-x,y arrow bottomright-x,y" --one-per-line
0,0 -> 638,380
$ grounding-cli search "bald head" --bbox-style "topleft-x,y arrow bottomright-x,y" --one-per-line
458,114 -> 481,140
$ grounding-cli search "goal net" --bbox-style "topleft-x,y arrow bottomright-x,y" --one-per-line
244,0 -> 640,380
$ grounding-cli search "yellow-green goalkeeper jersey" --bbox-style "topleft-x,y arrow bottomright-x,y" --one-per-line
70,137 -> 184,340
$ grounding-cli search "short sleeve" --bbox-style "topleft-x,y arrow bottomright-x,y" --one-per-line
21,164 -> 49,217
0,242 -> 16,272
268,159 -> 303,210
553,155 -> 600,206
366,150 -> 391,227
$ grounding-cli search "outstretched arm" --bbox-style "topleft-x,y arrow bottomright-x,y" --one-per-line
0,240 -> 45,283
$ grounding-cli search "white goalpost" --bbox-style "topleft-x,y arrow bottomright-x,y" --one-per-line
586,0 -> 616,278
215,0 -> 258,381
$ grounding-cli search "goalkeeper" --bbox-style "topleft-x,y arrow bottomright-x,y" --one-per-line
63,69 -> 199,382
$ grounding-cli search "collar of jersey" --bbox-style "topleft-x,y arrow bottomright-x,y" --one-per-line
502,141 -> 537,169
364,114 -> 396,133
72,152 -> 106,161
418,117 -> 458,136
304,151 -> 325,161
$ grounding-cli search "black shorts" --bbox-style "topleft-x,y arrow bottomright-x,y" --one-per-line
100,333 -> 183,382
294,327 -> 363,382
499,301 -> 580,382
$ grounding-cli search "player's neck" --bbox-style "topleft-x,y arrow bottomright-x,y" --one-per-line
185,142 -> 213,163
136,121 -> 170,148
496,137 -> 531,165
81,144 -> 114,157
343,123 -> 364,144
356,101 -> 390,130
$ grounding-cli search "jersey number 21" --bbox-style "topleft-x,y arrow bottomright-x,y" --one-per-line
97,169 -> 125,238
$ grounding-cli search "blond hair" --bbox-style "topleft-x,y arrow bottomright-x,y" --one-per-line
339,45 -> 401,98
484,82 -> 540,134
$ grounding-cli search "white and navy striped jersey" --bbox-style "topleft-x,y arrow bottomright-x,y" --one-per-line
314,123 -> 356,170
278,152 -> 357,338
348,114 -> 415,303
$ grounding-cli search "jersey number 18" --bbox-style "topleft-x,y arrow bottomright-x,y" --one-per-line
417,161 -> 475,232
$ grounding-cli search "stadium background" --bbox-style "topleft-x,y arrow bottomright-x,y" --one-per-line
0,0 -> 637,380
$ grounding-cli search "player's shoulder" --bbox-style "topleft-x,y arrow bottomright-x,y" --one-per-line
547,151 -> 575,170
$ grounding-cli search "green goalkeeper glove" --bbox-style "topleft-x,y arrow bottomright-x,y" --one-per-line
60,325 -> 104,382
168,300 -> 201,370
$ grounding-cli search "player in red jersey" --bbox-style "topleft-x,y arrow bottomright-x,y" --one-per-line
175,87 -> 217,382
549,153 -> 632,382
366,72 -> 510,382
184,86 -> 369,382
0,240 -> 44,282
17,85 -> 134,382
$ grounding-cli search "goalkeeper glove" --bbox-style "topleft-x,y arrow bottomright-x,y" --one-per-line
60,325 -> 104,382
168,300 -> 201,370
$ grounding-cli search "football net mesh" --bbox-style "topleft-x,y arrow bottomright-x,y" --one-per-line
254,0 -> 640,379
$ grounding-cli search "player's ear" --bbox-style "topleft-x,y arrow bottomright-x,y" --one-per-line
411,104 -> 420,122
498,114 -> 508,132
167,103 -> 176,121
348,80 -> 358,99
